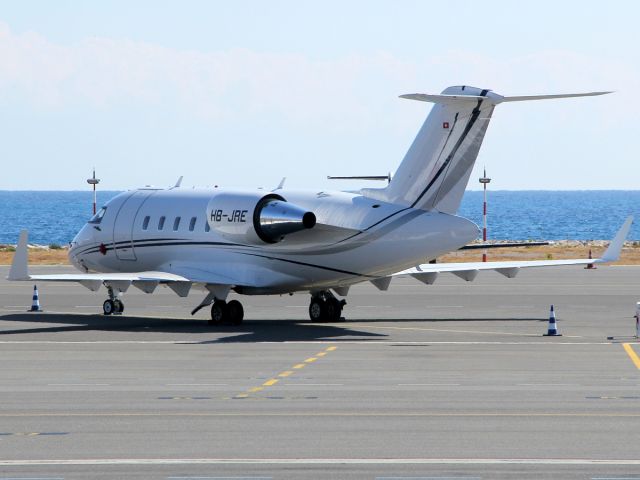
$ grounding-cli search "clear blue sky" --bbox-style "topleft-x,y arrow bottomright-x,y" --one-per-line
0,0 -> 637,191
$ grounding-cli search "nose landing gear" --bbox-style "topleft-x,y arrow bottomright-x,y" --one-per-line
309,291 -> 346,322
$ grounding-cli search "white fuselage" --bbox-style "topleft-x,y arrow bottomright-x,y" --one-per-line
69,187 -> 479,294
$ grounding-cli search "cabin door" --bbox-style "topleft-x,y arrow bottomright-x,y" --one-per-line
113,190 -> 154,261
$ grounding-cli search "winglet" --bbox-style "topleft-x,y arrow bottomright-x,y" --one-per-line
273,177 -> 286,191
8,230 -> 30,281
172,176 -> 184,189
600,216 -> 633,263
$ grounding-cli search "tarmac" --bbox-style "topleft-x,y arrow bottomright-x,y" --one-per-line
0,264 -> 639,479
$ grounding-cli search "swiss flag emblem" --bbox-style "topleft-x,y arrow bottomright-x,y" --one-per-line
443,121 -> 450,129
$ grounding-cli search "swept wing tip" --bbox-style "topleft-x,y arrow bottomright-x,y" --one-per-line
600,216 -> 633,263
8,229 -> 30,281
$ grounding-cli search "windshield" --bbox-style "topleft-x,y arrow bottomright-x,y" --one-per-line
88,207 -> 106,224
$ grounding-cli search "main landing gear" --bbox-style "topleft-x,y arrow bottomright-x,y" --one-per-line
209,299 -> 244,326
308,291 -> 346,323
102,286 -> 124,315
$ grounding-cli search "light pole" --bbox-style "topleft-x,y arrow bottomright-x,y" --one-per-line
479,167 -> 491,262
87,168 -> 100,215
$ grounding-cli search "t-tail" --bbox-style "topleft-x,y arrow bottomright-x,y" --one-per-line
362,86 -> 611,214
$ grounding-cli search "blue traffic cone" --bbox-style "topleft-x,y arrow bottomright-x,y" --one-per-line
28,285 -> 42,312
543,304 -> 561,336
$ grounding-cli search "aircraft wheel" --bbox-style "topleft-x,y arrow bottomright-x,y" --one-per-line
113,299 -> 124,314
210,300 -> 227,325
103,299 -> 115,316
227,300 -> 244,325
309,298 -> 327,323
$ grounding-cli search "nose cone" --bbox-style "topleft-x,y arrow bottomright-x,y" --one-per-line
69,224 -> 95,269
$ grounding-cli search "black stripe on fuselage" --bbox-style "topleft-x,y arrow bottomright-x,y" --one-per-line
237,252 -> 377,279
80,240 -> 245,256
409,89 -> 488,209
74,237 -> 186,256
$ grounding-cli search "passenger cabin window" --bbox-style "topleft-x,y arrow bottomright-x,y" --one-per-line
142,216 -> 150,230
205,221 -> 210,232
173,216 -> 181,231
158,216 -> 166,230
189,217 -> 197,231
88,207 -> 106,224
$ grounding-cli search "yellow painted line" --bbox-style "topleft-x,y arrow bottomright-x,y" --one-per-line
316,352 -> 327,357
326,346 -> 337,351
233,394 -> 248,399
262,379 -> 279,387
278,371 -> 293,377
293,363 -> 306,369
247,387 -> 264,393
623,343 -> 640,370
304,357 -> 317,363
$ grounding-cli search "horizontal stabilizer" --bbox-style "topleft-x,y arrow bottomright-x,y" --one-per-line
400,93 -> 487,104
400,91 -> 612,106
498,91 -> 613,102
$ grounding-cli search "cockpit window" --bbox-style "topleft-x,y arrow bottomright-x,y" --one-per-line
88,207 -> 106,224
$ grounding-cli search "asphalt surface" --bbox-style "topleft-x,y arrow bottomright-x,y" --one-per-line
0,264 -> 639,479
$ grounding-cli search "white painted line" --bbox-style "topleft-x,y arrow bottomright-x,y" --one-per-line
517,383 -> 579,387
166,384 -> 228,387
0,340 -> 614,345
354,306 -> 392,308
1,458 -> 639,466
168,477 -> 271,480
398,384 -> 460,387
359,324 -> 585,339
377,477 -> 481,480
47,383 -> 109,386
0,478 -> 65,480
282,383 -> 343,386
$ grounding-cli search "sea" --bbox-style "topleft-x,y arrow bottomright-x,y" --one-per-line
0,190 -> 638,245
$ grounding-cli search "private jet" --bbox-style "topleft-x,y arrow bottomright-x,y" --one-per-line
8,86 -> 631,325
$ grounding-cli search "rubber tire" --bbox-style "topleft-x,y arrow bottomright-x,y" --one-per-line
210,301 -> 227,325
227,300 -> 244,325
309,298 -> 327,323
103,299 -> 115,316
114,299 -> 124,314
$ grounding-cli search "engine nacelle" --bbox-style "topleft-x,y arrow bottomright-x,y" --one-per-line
206,192 -> 316,244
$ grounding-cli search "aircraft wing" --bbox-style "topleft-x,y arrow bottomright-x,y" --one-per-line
6,231 -> 241,296
385,216 -> 633,287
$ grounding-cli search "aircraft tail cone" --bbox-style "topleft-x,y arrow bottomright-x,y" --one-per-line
584,248 -> 596,269
543,304 -> 561,336
28,284 -> 42,312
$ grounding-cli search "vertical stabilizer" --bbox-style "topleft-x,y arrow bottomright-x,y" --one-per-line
361,86 -> 610,214
364,86 -> 498,214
